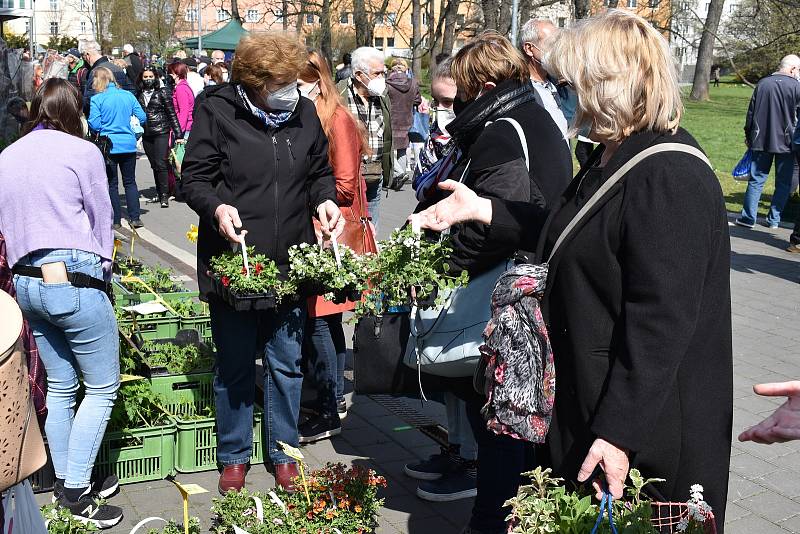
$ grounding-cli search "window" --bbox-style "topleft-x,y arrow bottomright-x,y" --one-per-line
80,0 -> 88,10
49,0 -> 57,9
387,37 -> 395,47
679,0 -> 689,8
340,12 -> 348,23
705,2 -> 710,11
276,9 -> 285,21
217,9 -> 230,21
49,21 -> 58,35
374,36 -> 384,47
457,14 -> 465,25
676,47 -> 685,59
557,17 -> 566,27
246,9 -> 259,22
184,8 -> 198,21
375,13 -> 384,25
627,0 -> 637,7
728,3 -> 737,13
421,12 -> 427,24
306,13 -> 314,23
649,0 -> 660,7
387,12 -> 396,24
80,21 -> 87,33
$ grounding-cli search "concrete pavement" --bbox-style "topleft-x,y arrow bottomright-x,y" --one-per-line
36,156 -> 800,533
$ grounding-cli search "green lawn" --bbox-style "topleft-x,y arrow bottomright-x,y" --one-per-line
680,83 -> 798,220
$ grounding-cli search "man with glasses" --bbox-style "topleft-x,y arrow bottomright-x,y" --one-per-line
337,46 -> 393,232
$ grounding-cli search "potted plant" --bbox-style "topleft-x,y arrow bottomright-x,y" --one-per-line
288,242 -> 369,304
208,247 -> 296,311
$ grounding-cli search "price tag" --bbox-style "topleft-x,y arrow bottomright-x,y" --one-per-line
277,441 -> 304,461
170,480 -> 208,534
120,374 -> 146,383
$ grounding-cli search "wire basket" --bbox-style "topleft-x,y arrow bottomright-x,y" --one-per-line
650,502 -> 717,534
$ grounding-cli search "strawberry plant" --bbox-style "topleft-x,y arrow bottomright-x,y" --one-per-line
141,340 -> 214,375
209,247 -> 295,300
108,380 -> 169,433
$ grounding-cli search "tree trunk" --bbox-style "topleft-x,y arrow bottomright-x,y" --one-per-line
282,0 -> 289,29
690,0 -> 724,100
320,0 -> 333,66
427,0 -> 435,57
482,0 -> 498,30
230,0 -> 242,23
411,0 -> 422,76
441,0 -> 461,56
354,0 -> 371,46
573,0 -> 590,18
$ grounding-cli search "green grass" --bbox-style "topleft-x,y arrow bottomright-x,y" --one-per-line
680,83 -> 798,220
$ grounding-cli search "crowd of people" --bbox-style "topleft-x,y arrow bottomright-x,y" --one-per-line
2,8 -> 800,534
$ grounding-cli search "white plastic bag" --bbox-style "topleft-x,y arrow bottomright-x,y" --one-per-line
2,480 -> 48,534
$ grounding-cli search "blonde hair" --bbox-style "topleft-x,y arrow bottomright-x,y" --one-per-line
232,33 -> 306,92
92,67 -> 115,93
544,9 -> 682,142
450,31 -> 529,99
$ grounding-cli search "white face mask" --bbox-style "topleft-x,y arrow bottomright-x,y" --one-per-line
299,81 -> 319,101
266,81 -> 299,112
359,73 -> 386,97
436,107 -> 455,133
222,72 -> 229,82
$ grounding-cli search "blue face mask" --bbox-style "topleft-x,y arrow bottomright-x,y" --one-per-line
266,81 -> 299,112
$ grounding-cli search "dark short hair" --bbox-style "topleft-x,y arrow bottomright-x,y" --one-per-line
343,53 -> 351,64
23,78 -> 83,138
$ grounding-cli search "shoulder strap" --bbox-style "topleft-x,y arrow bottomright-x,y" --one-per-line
494,117 -> 529,171
547,143 -> 711,263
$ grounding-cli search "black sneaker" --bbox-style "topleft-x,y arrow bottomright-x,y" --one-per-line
52,474 -> 118,503
404,446 -> 463,481
59,491 -> 123,529
416,464 -> 477,502
298,415 -> 341,443
130,220 -> 144,229
337,398 -> 348,418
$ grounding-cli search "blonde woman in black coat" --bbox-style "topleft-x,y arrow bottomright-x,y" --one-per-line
417,10 -> 732,533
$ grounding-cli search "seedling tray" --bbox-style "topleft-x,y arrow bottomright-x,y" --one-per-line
150,373 -> 263,472
137,335 -> 215,377
210,276 -> 276,311
93,422 -> 176,485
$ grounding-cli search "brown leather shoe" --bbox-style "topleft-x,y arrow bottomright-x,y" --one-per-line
274,462 -> 299,493
218,463 -> 248,495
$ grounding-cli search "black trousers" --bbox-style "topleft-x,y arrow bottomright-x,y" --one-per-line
791,154 -> 800,245
142,134 -> 170,198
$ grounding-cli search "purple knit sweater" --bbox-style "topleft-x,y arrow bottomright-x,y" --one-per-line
0,129 -> 114,268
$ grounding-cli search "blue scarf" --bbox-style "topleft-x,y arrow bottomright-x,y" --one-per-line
236,84 -> 291,128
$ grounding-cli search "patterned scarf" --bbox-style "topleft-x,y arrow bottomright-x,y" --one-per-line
479,263 -> 555,443
236,84 -> 292,128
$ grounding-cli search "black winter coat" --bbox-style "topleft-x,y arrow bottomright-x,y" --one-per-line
431,79 -> 572,276
493,128 -> 732,531
181,84 -> 337,301
137,87 -> 182,138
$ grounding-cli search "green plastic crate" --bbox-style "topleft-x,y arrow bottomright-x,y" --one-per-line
115,290 -> 198,308
93,423 -> 176,485
118,313 -> 181,341
179,315 -> 212,344
150,374 -> 263,472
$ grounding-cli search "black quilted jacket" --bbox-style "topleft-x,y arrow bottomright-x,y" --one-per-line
137,86 -> 183,138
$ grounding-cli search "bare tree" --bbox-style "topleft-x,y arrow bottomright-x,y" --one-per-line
411,0 -> 422,75
689,0 -> 724,100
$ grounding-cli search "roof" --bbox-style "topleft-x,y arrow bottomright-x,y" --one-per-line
182,19 -> 248,51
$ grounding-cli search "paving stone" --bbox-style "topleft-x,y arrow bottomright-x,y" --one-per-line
735,491 -> 800,523
756,471 -> 800,500
724,501 -> 752,522
728,473 -> 769,500
777,513 -> 800,533
724,511 -> 793,533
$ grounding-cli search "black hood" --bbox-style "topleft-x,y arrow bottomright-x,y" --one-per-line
447,79 -> 537,148
386,71 -> 412,93
202,82 -> 304,122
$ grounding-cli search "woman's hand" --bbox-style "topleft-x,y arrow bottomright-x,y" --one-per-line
577,438 -> 630,500
214,204 -> 244,243
317,200 -> 343,240
739,381 -> 800,444
412,180 -> 493,232
175,138 -> 186,145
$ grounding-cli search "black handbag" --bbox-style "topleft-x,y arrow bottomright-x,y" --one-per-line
89,131 -> 114,166
353,312 -> 444,396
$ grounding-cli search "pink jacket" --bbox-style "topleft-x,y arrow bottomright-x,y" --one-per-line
172,79 -> 194,133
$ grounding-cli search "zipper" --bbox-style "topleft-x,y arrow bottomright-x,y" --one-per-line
272,134 -> 280,260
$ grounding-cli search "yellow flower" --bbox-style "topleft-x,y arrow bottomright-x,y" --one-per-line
186,224 -> 199,243
114,238 -> 122,248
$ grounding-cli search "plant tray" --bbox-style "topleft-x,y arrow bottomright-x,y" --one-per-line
210,275 -> 276,311
93,422 -> 176,485
115,290 -> 197,309
138,335 -> 215,377
118,313 -> 181,341
150,373 -> 263,472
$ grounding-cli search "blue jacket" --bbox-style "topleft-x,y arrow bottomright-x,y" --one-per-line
88,84 -> 146,155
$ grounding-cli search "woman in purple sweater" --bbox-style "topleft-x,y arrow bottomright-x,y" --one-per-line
0,79 -> 123,529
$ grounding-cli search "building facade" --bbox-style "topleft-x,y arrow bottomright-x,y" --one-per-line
670,0 -> 738,82
6,0 -> 95,49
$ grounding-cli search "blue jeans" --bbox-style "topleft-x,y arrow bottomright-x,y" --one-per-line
445,392 -> 477,460
365,180 -> 381,234
107,152 -> 140,224
740,150 -> 796,226
210,300 -> 306,466
13,249 -> 119,489
304,314 -> 346,417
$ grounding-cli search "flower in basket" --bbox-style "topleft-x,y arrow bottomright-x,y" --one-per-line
209,247 -> 296,300
355,225 -> 469,318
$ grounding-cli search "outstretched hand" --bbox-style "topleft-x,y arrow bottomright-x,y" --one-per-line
411,180 -> 492,232
739,381 -> 800,444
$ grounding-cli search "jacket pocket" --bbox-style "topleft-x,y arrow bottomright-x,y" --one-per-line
40,282 -> 80,317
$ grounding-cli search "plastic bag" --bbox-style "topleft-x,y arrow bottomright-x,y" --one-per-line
2,480 -> 48,534
170,142 -> 186,177
732,149 -> 752,181
131,115 -> 144,140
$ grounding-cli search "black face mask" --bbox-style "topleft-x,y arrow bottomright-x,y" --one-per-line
453,96 -> 475,116
142,79 -> 156,90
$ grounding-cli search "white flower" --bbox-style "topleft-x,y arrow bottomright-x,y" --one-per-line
273,518 -> 284,525
676,517 -> 689,532
690,484 -> 704,495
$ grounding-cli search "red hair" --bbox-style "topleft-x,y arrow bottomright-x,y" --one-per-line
167,61 -> 188,80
